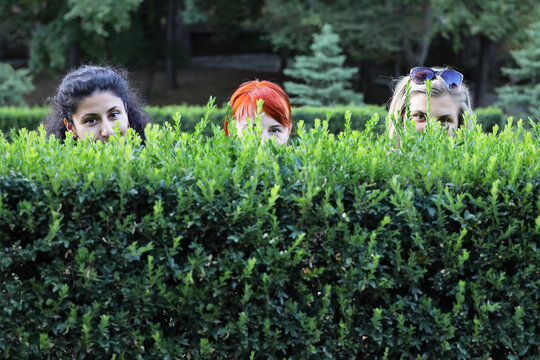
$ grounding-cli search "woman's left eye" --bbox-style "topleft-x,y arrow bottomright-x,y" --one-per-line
438,117 -> 450,124
269,127 -> 282,134
110,112 -> 120,119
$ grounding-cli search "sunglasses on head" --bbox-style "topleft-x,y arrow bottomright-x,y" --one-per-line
409,67 -> 463,89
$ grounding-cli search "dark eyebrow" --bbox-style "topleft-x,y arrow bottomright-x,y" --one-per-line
437,115 -> 453,120
82,106 -> 120,118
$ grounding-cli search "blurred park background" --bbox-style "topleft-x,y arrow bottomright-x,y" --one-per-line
0,0 -> 539,119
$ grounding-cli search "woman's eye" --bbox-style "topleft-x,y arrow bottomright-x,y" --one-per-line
85,118 -> 98,125
438,117 -> 451,124
269,127 -> 282,134
110,111 -> 120,120
412,113 -> 426,122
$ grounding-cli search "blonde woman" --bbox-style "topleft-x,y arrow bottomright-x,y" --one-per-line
387,66 -> 473,137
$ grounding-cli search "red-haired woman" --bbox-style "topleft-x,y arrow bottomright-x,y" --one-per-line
225,80 -> 292,145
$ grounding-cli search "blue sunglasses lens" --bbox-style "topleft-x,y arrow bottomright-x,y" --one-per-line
410,68 -> 434,84
440,70 -> 463,89
410,67 -> 463,88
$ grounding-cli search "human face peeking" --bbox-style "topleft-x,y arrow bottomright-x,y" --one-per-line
65,91 -> 129,142
236,113 -> 290,145
409,93 -> 460,135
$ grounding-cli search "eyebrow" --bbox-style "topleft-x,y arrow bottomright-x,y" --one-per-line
82,106 -> 120,118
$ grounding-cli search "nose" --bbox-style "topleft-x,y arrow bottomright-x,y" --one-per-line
415,122 -> 426,132
100,121 -> 115,140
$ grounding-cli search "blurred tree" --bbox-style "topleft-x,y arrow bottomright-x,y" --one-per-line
433,0 -> 540,106
182,0 -> 208,25
206,0 -> 264,29
258,0 -> 318,66
261,0 -> 540,105
0,62 -> 34,106
258,0 -> 443,66
258,0 -> 449,98
313,0 -> 442,91
496,22 -> 540,120
0,0 -> 194,99
166,0 -> 180,89
0,0 -> 144,73
284,24 -> 363,106
311,0 -> 408,64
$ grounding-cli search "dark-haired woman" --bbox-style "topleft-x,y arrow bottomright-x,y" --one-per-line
42,65 -> 151,143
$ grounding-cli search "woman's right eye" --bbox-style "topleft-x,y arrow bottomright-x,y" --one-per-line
85,118 -> 98,125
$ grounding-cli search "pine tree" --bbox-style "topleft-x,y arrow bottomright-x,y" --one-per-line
284,24 -> 363,107
496,22 -> 540,120
0,63 -> 34,106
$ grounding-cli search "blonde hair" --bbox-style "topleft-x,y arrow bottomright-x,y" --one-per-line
387,66 -> 473,137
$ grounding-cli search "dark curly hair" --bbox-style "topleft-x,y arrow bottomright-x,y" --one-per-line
42,65 -> 151,143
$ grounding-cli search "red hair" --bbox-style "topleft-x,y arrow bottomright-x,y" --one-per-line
225,80 -> 292,136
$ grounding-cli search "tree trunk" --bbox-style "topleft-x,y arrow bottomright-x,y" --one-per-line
279,52 -> 288,74
402,0 -> 432,67
177,3 -> 191,57
68,41 -> 81,69
166,0 -> 179,90
142,1 -> 163,101
474,35 -> 493,107
143,60 -> 156,101
360,61 -> 373,101
394,51 -> 402,77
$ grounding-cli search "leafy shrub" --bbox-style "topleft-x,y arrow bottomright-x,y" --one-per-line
0,109 -> 538,359
0,104 -> 509,136
0,106 -> 49,134
0,63 -> 34,106
0,104 -> 387,136
474,106 -> 507,132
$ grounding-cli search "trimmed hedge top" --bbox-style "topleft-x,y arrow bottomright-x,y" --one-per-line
0,104 -> 510,136
0,110 -> 539,359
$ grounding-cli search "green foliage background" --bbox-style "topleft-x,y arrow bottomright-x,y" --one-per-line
284,24 -> 363,107
496,21 -> 540,120
0,63 -> 34,107
0,107 -> 539,358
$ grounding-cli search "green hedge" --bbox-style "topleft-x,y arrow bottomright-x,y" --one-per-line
1,110 -> 539,359
0,106 -> 49,133
0,104 -> 386,135
474,107 -> 508,132
0,104 -> 512,135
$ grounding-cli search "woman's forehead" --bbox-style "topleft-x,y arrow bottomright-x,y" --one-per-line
410,93 -> 460,116
239,113 -> 282,127
74,91 -> 124,115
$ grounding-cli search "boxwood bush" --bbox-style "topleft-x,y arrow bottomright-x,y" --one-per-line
0,104 -> 386,136
0,106 -> 49,134
0,104 -> 511,135
0,106 -> 539,359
